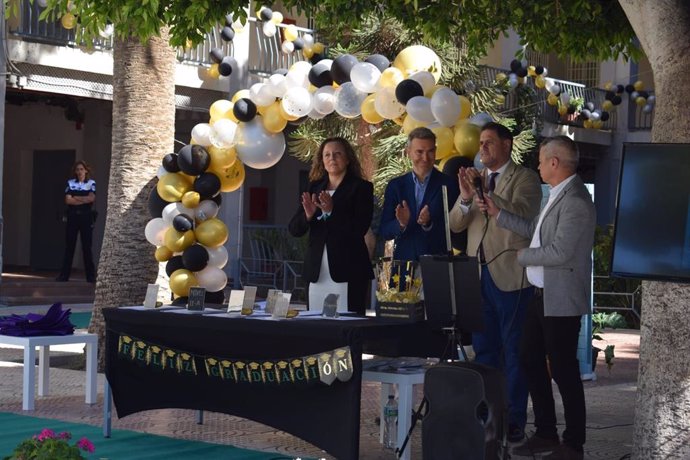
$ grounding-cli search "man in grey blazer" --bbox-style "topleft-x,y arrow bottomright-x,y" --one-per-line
481,136 -> 595,460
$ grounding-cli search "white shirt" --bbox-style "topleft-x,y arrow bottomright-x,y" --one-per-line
526,174 -> 577,287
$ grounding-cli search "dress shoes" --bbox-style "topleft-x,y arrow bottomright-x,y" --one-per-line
507,424 -> 525,443
511,434 -> 560,456
542,444 -> 584,460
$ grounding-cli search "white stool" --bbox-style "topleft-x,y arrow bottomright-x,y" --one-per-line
0,332 -> 98,410
362,369 -> 426,460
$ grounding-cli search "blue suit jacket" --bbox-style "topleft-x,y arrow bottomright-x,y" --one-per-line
380,168 -> 459,261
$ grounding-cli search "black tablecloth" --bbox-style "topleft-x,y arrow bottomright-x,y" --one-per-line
103,308 -> 446,460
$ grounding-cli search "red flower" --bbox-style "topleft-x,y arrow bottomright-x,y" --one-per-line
77,437 -> 95,453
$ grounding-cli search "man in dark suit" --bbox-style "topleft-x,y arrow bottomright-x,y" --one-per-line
380,127 -> 459,262
482,136 -> 596,460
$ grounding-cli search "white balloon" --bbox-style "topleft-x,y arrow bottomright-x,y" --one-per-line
191,123 -> 213,146
262,21 -> 277,37
302,33 -> 314,46
312,86 -> 336,115
145,218 -> 169,246
589,110 -> 601,121
630,91 -> 639,100
249,83 -> 275,107
285,69 -> 310,89
349,62 -> 381,93
266,74 -> 288,98
281,40 -> 295,54
307,107 -> 326,120
156,165 -> 168,179
544,78 -> 555,90
162,202 -> 194,225
508,73 -> 518,89
474,152 -> 485,171
408,71 -> 436,95
646,95 -> 656,106
281,86 -> 313,117
334,82 -> 367,118
290,61 -> 313,76
206,245 -> 229,268
235,118 -> 286,169
195,266 -> 228,292
195,200 -> 219,221
209,119 -> 238,148
430,87 -> 461,127
374,87 -> 406,120
469,112 -> 493,128
642,104 -> 653,113
548,84 -> 561,96
560,92 -> 571,106
98,23 -> 114,38
405,96 -> 435,123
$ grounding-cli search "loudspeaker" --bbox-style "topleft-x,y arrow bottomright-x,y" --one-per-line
422,362 -> 507,460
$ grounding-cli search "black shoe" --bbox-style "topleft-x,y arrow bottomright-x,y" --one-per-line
55,276 -> 68,282
542,444 -> 584,460
507,424 -> 525,443
512,434 -> 560,456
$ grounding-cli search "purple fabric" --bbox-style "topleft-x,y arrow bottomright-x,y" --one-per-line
0,302 -> 75,336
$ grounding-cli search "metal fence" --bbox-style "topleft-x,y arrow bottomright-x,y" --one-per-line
627,90 -> 654,131
593,275 -> 642,323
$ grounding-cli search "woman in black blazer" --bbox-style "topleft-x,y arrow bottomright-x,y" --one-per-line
288,137 -> 374,314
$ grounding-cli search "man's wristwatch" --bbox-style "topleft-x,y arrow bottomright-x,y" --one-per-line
460,196 -> 473,206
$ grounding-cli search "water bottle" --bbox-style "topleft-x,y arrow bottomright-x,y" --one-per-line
383,394 -> 398,449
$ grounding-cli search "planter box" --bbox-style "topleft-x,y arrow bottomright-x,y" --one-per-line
375,301 -> 425,322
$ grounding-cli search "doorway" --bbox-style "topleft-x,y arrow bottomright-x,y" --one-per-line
30,150 -> 75,270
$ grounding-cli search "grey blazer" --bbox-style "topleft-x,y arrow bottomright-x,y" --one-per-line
496,176 -> 596,317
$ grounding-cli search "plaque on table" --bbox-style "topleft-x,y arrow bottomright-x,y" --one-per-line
242,286 -> 258,311
272,293 -> 290,319
227,290 -> 245,313
187,287 -> 206,311
265,289 -> 282,314
143,284 -> 159,309
322,293 -> 339,318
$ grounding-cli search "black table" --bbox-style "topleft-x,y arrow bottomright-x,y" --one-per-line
103,307 -> 446,460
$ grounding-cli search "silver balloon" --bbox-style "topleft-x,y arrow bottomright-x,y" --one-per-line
474,152 -> 485,171
334,82 -> 367,118
235,118 -> 286,169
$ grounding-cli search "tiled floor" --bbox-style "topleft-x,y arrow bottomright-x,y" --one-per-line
0,330 -> 639,459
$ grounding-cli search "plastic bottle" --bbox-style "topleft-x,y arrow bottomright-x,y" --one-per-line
383,394 -> 398,449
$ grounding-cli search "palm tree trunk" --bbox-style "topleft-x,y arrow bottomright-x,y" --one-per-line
618,1 -> 690,457
88,28 -> 176,369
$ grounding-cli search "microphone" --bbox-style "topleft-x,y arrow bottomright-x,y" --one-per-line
473,176 -> 486,215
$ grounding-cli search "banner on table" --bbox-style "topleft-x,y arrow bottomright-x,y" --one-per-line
117,334 -> 353,386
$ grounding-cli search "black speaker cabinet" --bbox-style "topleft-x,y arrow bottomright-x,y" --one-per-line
422,362 -> 508,460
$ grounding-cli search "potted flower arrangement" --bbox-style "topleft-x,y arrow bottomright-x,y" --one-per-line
4,428 -> 95,460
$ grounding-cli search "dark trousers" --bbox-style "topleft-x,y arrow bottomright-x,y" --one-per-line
59,213 -> 96,281
347,278 -> 369,315
472,265 -> 532,429
521,289 -> 585,450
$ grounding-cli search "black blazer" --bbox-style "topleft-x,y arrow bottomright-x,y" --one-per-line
288,173 -> 374,284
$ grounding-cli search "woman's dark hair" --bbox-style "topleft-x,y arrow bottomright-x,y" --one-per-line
72,160 -> 92,181
308,137 -> 363,181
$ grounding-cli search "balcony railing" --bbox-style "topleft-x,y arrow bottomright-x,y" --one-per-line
246,19 -> 316,77
627,90 -> 654,131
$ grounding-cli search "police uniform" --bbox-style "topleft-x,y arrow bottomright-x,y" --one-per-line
57,178 -> 96,282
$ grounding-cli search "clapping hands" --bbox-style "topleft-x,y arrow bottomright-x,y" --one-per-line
301,191 -> 334,220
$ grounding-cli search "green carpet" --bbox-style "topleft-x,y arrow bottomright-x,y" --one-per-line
70,312 -> 92,329
0,412 -> 297,459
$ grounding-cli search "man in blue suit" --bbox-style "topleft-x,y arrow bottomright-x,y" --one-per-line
380,127 -> 459,262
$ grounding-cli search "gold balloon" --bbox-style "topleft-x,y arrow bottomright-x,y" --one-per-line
217,160 -> 245,193
547,94 -> 559,106
208,145 -> 237,170
392,114 -> 405,126
602,100 -> 614,112
527,66 -> 536,77
155,246 -> 174,262
278,102 -> 300,121
61,13 -> 77,30
558,105 -> 568,116
284,24 -> 299,42
195,218 -> 229,248
633,80 -> 644,91
157,173 -> 193,202
592,120 -> 603,129
583,119 -> 593,129
453,122 -> 481,158
209,99 -> 234,121
181,191 -> 201,209
312,42 -> 325,54
378,67 -> 405,89
169,269 -> 198,297
207,64 -> 220,79
494,94 -> 506,105
426,84 -> 444,98
393,45 -> 442,82
635,96 -> 647,106
232,89 -> 251,103
458,95 -> 471,120
164,228 -> 196,253
302,46 -> 314,59
535,75 -> 546,89
432,126 -> 454,160
604,81 -> 613,91
263,101 -> 289,133
402,114 -> 426,134
361,94 -> 384,124
495,72 -> 508,84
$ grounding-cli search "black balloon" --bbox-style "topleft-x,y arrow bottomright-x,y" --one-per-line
173,213 -> 194,232
516,67 -> 528,78
165,256 -> 185,277
441,156 -> 473,177
233,98 -> 257,122
219,56 -> 237,77
638,90 -> 649,99
259,7 -> 273,21
147,187 -> 168,218
194,172 -> 221,198
611,95 -> 623,105
625,84 -> 635,94
205,290 -> 225,305
567,105 -> 576,114
308,61 -> 333,87
600,111 -> 610,122
310,54 -> 325,65
177,144 -> 210,176
221,26 -> 235,42
162,153 -> 181,173
171,296 -> 188,307
616,84 -> 625,94
292,37 -> 304,51
535,65 -> 544,75
330,54 -> 358,85
510,59 -> 522,72
183,244 -> 209,272
395,79 -> 424,105
211,193 -> 223,206
605,91 -> 615,101
365,54 -> 390,72
209,48 -> 224,64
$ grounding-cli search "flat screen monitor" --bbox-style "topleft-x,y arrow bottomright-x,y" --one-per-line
611,143 -> 690,282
